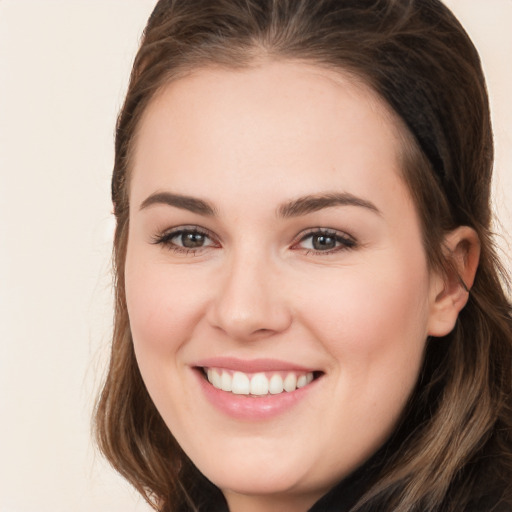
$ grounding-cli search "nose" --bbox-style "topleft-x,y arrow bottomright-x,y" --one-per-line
207,251 -> 292,341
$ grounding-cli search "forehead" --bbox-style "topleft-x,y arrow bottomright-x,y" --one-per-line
130,61 -> 410,211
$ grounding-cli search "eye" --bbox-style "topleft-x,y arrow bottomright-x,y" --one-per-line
294,229 -> 356,254
152,227 -> 218,254
174,231 -> 211,248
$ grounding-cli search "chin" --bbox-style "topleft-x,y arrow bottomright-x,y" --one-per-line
199,456 -> 306,494
198,449 -> 341,504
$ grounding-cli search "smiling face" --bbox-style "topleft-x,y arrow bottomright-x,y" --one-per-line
125,61 -> 441,511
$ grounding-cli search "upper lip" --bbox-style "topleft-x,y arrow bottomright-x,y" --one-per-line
193,357 -> 317,373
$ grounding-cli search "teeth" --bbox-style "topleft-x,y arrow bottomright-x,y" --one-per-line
210,369 -> 222,389
250,373 -> 269,395
283,373 -> 297,392
269,374 -> 284,394
205,368 -> 315,396
296,375 -> 308,388
232,371 -> 250,394
221,371 -> 232,392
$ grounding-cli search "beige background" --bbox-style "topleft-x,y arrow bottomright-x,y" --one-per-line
0,1 -> 510,511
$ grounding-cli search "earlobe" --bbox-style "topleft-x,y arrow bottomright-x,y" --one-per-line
427,226 -> 481,337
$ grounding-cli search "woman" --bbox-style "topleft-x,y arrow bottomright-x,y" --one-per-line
95,0 -> 512,510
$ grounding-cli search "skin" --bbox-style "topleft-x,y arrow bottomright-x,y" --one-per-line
125,61 -> 476,512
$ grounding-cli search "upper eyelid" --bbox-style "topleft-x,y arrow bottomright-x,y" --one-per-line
294,227 -> 355,242
156,225 -> 216,239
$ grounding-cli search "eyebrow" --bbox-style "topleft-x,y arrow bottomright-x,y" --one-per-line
139,190 -> 380,218
277,192 -> 381,218
139,191 -> 217,216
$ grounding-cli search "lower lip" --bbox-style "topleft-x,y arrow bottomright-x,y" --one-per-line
194,369 -> 319,421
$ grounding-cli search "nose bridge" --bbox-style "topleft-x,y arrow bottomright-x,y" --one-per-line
208,244 -> 291,340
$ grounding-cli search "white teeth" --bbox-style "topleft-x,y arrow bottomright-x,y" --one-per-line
296,375 -> 308,388
283,373 -> 297,392
269,374 -> 284,394
221,371 -> 232,392
205,368 -> 315,395
231,371 -> 250,394
250,373 -> 269,396
211,369 -> 222,389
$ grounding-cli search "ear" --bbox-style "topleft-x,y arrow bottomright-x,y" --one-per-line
427,226 -> 480,337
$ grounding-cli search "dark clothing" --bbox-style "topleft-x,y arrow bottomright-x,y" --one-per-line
207,445 -> 511,512
309,475 -> 511,512
307,450 -> 511,512
308,452 -> 381,512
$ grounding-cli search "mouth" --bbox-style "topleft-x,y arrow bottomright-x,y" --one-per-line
193,359 -> 324,419
198,367 -> 323,396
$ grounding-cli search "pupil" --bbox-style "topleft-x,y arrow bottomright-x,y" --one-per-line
182,232 -> 205,248
313,234 -> 335,250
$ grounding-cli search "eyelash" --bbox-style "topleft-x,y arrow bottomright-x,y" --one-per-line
293,228 -> 357,255
152,226 -> 357,256
152,226 -> 218,255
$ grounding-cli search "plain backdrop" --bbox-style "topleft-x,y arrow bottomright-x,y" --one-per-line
0,1 -> 510,511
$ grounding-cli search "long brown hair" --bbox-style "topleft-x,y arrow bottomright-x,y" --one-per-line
95,1 -> 512,510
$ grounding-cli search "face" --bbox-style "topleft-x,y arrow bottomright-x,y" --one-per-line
125,61 -> 440,510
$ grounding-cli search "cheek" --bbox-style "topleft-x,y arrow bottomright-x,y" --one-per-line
124,251 -> 207,358
297,260 -> 431,375
124,250 -> 209,425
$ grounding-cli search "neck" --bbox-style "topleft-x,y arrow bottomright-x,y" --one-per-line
224,488 -> 324,512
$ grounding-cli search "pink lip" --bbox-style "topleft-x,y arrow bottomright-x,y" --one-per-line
193,369 -> 319,420
192,356 -> 316,373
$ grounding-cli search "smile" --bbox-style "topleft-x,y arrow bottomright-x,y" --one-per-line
204,368 -> 316,396
193,360 -> 323,420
